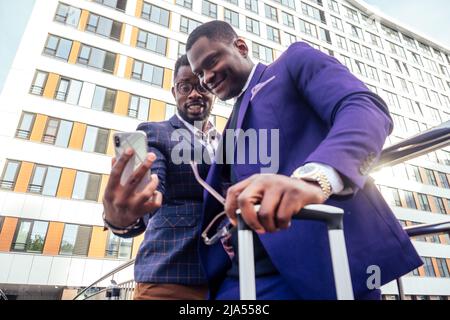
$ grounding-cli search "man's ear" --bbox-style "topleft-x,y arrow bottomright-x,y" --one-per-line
171,86 -> 176,99
234,38 -> 249,58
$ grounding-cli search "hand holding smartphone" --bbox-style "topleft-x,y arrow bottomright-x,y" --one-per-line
113,131 -> 151,192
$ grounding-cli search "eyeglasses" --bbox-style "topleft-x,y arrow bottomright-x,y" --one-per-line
190,161 -> 235,245
175,81 -> 208,96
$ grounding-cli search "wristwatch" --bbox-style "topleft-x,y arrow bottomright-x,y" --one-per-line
291,164 -> 332,200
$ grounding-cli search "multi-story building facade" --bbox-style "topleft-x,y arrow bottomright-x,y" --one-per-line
0,0 -> 448,300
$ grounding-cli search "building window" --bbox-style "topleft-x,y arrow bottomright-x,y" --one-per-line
282,12 -> 295,28
438,172 -> 449,188
86,13 -> 123,41
301,2 -> 325,23
72,171 -> 101,201
246,17 -> 260,36
92,86 -> 117,112
417,193 -> 431,212
436,258 -> 450,278
11,219 -> 49,253
423,257 -> 436,277
347,23 -> 363,40
299,19 -> 318,39
367,65 -> 379,82
132,60 -> 164,87
380,186 -> 402,207
142,2 -> 169,27
202,0 -> 217,18
267,25 -> 280,43
16,112 -> 36,140
30,70 -> 49,96
82,126 -> 109,154
128,95 -> 150,121
285,33 -> 297,45
175,0 -> 192,9
335,35 -> 347,51
328,0 -> 339,13
42,118 -> 73,147
224,9 -> 239,28
354,61 -> 367,77
0,160 -> 21,190
55,77 -> 83,104
137,29 -> 167,55
350,41 -> 361,56
425,169 -> 438,186
105,231 -> 133,259
252,42 -> 273,63
180,16 -> 201,34
245,0 -> 258,13
331,16 -> 343,31
43,35 -> 73,61
274,0 -> 295,10
77,45 -> 116,74
178,42 -> 186,58
59,224 -> 92,256
54,3 -> 81,27
403,191 -> 417,209
165,104 -> 176,120
319,28 -> 331,44
94,0 -> 127,11
433,197 -> 446,214
224,0 -> 239,5
265,4 -> 278,22
28,165 -> 62,196
406,165 -> 422,183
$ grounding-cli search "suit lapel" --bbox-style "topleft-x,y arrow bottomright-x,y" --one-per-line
236,63 -> 267,131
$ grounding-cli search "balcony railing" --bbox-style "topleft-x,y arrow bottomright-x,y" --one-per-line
74,121 -> 450,300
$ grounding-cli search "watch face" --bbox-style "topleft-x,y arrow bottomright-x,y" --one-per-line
298,165 -> 316,175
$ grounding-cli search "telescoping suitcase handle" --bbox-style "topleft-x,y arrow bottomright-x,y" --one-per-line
237,204 -> 354,300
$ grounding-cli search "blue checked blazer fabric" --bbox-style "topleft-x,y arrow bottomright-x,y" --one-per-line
133,115 -> 211,285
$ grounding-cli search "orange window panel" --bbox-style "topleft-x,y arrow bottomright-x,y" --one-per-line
131,233 -> 145,258
29,114 -> 48,142
149,100 -> 166,122
78,10 -> 89,31
88,226 -> 108,258
0,217 -> 18,251
68,122 -> 87,150
13,161 -> 34,193
114,91 -> 130,116
130,26 -> 139,47
124,57 -> 134,79
42,222 -> 64,255
215,116 -> 228,133
68,41 -> 81,65
43,73 -> 59,99
135,0 -> 143,17
113,54 -> 121,76
56,168 -> 77,199
163,68 -> 173,91
106,130 -> 116,157
431,258 -> 441,277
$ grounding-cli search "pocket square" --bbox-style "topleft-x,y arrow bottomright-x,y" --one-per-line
250,76 -> 276,101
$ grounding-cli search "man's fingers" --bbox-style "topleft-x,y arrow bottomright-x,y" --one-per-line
111,157 -> 117,167
133,174 -> 160,207
141,191 -> 163,213
225,177 -> 254,222
107,148 -> 134,188
258,187 -> 282,233
236,183 -> 265,233
123,153 -> 157,198
276,191 -> 302,230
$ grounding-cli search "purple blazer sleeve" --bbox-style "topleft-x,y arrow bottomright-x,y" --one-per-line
286,43 -> 393,190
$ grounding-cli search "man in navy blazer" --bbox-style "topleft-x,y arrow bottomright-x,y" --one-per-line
103,55 -> 219,299
186,21 -> 422,299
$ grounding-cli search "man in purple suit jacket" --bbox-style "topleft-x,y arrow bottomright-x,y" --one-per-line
186,21 -> 422,300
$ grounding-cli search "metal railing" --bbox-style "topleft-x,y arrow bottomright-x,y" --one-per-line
74,121 -> 450,300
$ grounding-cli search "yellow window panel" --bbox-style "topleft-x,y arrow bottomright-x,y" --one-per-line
68,122 -> 87,150
135,0 -> 144,17
114,91 -> 130,116
0,217 -> 18,252
56,168 -> 77,199
149,100 -> 166,122
163,68 -> 173,91
42,222 -> 65,255
124,57 -> 134,79
43,73 -> 60,99
78,10 -> 89,31
29,114 -> 48,142
130,26 -> 139,48
14,161 -> 34,193
215,116 -> 228,133
88,226 -> 108,258
131,233 -> 145,258
68,41 -> 81,65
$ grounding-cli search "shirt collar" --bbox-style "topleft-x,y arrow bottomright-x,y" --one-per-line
236,63 -> 257,99
176,112 -> 218,140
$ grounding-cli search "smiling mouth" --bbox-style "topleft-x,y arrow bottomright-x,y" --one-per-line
209,77 -> 226,92
186,103 -> 206,113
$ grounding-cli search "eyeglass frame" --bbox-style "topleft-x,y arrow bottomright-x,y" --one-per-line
174,81 -> 208,96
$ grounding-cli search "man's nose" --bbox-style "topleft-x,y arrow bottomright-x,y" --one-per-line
203,70 -> 215,87
188,86 -> 202,99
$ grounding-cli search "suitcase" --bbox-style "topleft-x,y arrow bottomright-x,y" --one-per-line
236,204 -> 354,300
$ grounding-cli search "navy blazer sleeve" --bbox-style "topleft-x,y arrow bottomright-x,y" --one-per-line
286,42 -> 393,190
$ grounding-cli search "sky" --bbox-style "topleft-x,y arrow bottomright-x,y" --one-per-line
364,0 -> 450,48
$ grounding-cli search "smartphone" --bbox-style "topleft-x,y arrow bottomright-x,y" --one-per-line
113,131 -> 150,191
